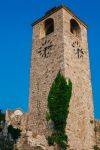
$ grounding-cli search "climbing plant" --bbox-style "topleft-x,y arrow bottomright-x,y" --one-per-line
47,72 -> 72,150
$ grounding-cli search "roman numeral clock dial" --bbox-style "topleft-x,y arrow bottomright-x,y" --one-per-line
72,41 -> 85,59
37,39 -> 54,58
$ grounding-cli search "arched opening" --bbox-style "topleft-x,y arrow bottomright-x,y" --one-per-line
45,18 -> 54,35
70,19 -> 81,38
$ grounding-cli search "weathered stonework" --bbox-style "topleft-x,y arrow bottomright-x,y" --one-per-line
28,4 -> 96,150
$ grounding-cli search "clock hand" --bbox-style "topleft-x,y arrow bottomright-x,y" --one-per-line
38,50 -> 42,53
44,46 -> 51,57
45,45 -> 53,49
77,48 -> 80,59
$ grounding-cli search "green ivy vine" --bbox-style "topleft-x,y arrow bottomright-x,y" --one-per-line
47,72 -> 72,150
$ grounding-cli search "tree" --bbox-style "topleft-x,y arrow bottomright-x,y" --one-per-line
0,109 -> 5,123
47,72 -> 72,150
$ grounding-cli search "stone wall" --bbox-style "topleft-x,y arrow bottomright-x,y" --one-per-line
28,8 -> 64,135
63,8 -> 95,149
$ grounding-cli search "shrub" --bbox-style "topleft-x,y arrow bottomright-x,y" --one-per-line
0,109 -> 5,123
8,125 -> 21,143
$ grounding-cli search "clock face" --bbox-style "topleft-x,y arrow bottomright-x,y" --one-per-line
37,39 -> 53,58
72,41 -> 85,59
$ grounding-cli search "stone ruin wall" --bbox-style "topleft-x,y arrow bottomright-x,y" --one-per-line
4,110 -> 100,150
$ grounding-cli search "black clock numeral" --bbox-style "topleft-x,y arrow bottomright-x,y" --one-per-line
72,41 -> 85,59
72,43 -> 74,47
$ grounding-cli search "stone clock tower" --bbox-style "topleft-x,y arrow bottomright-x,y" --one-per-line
28,5 -> 95,149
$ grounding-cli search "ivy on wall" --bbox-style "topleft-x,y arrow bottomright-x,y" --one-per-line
47,72 -> 72,150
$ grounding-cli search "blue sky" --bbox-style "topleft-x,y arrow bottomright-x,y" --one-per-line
0,0 -> 100,119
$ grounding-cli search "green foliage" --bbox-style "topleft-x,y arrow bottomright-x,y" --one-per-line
46,111 -> 51,122
48,132 -> 68,150
0,109 -> 5,133
47,72 -> 72,149
0,125 -> 3,132
8,125 -> 21,142
0,109 -> 5,123
94,145 -> 100,150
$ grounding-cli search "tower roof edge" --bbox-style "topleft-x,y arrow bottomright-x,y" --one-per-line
31,4 -> 87,28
